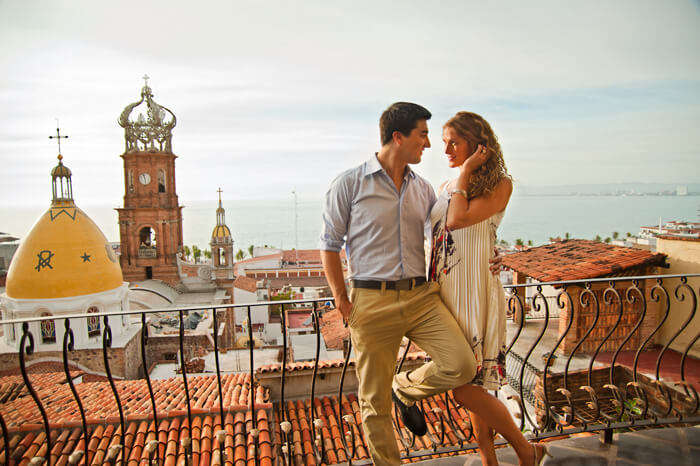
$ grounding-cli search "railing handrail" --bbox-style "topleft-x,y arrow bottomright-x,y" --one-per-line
2,273 -> 697,326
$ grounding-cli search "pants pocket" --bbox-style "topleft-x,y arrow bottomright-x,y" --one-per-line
348,288 -> 361,327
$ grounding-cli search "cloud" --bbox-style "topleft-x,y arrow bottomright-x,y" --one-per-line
1,1 -> 699,206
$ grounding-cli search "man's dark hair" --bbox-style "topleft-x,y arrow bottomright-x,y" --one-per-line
379,102 -> 432,146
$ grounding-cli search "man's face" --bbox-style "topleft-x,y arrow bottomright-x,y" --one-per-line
399,119 -> 431,164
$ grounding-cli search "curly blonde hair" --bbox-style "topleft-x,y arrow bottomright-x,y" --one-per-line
444,112 -> 511,199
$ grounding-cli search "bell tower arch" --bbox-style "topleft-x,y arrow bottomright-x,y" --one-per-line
116,77 -> 183,285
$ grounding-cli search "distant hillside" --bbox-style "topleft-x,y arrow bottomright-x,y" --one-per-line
516,183 -> 700,196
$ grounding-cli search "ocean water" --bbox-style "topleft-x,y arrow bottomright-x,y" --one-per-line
1,195 -> 698,253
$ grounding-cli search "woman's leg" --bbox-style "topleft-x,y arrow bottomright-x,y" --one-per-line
471,411 -> 498,466
453,384 -> 535,465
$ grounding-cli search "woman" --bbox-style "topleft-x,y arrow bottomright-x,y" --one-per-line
428,112 -> 548,466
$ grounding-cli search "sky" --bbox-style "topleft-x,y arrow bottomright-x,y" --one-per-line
1,0 -> 699,207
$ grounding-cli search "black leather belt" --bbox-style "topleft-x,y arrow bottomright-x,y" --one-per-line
352,277 -> 427,291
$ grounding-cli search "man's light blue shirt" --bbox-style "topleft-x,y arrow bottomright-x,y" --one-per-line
319,154 -> 437,281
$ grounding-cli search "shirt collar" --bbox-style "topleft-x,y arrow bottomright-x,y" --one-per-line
363,153 -> 416,179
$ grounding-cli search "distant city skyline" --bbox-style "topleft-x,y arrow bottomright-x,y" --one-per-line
1,1 -> 699,207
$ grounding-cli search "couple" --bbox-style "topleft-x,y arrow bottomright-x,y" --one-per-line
320,102 -> 547,466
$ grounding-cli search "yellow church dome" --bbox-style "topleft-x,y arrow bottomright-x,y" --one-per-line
5,154 -> 123,300
212,224 -> 232,239
5,204 -> 123,299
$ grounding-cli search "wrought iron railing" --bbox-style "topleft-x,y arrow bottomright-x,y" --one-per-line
0,273 -> 698,465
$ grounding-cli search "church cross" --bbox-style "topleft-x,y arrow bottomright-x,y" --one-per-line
48,120 -> 69,155
143,74 -> 150,86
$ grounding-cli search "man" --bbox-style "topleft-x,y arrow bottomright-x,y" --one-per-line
320,102 -> 478,465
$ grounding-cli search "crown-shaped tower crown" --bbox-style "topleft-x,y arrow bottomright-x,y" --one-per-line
118,75 -> 176,154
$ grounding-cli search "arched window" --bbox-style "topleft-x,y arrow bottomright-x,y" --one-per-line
87,306 -> 101,337
128,170 -> 135,193
40,311 -> 56,343
138,226 -> 158,258
219,248 -> 226,266
158,169 -> 166,193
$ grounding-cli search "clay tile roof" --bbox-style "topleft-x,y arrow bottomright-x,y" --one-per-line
2,409 -> 273,466
257,352 -> 427,374
0,372 -> 270,432
500,239 -> 667,282
274,391 -> 480,464
0,361 -> 84,377
0,370 -> 84,405
319,309 -> 350,351
233,276 -> 258,293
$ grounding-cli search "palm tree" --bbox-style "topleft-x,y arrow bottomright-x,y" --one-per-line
626,232 -> 632,238
515,238 -> 524,246
594,235 -> 602,242
604,237 -> 611,243
527,240 -> 533,246
248,244 -> 254,257
192,245 -> 201,263
183,245 -> 191,261
565,232 -> 570,240
612,231 -> 619,240
236,249 -> 244,261
204,249 -> 211,261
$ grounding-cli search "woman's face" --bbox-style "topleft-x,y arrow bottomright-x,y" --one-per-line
442,125 -> 471,169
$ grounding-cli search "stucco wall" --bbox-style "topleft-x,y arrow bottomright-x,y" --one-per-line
656,238 -> 700,358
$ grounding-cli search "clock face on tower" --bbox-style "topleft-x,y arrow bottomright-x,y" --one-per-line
139,173 -> 151,185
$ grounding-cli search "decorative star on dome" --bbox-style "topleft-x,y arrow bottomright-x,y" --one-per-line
81,252 -> 91,262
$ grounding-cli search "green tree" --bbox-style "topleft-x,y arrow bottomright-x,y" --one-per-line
594,235 -> 602,242
183,245 -> 191,261
604,237 -> 611,243
565,232 -> 570,240
204,249 -> 211,260
192,245 -> 201,263
515,238 -> 524,246
527,240 -> 533,246
626,232 -> 632,238
248,244 -> 254,257
236,249 -> 245,261
612,231 -> 619,240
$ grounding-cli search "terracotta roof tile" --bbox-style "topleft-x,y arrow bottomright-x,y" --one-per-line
319,309 -> 350,351
274,391 -> 481,464
2,409 -> 273,466
257,352 -> 427,374
501,239 -> 667,282
233,275 -> 259,293
0,372 -> 270,432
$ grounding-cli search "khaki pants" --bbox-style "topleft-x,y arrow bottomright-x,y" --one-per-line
348,281 -> 477,465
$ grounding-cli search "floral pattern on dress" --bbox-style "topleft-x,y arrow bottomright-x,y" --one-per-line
429,191 -> 507,390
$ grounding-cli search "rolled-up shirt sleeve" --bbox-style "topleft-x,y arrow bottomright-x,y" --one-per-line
319,174 -> 351,252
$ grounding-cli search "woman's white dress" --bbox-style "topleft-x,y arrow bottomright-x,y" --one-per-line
428,182 -> 508,390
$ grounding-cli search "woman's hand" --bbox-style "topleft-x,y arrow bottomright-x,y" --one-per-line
460,144 -> 491,175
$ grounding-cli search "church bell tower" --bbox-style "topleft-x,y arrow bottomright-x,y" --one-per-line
116,76 -> 183,285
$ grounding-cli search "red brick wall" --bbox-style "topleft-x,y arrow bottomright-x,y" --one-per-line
558,276 -> 659,354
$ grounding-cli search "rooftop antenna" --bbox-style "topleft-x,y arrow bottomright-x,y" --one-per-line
292,189 -> 298,262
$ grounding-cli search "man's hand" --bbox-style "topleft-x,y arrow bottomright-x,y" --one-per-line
336,295 -> 353,326
489,247 -> 503,275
